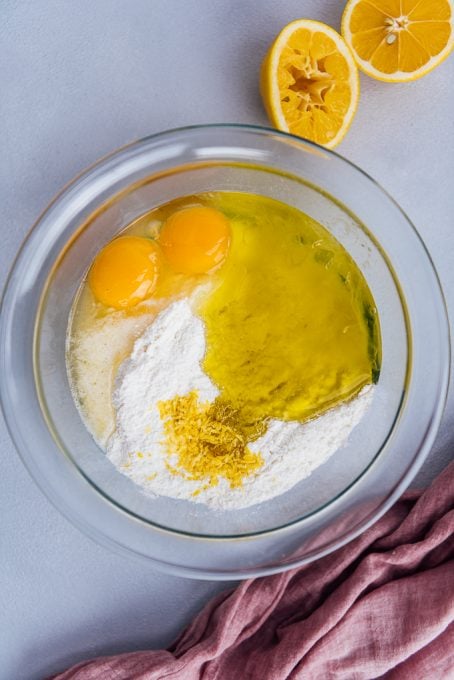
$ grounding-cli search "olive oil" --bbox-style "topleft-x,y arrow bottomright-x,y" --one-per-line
200,192 -> 380,423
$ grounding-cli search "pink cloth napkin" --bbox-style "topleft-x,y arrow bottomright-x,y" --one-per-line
52,460 -> 454,680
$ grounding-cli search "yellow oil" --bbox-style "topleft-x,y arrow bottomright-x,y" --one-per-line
199,192 -> 380,423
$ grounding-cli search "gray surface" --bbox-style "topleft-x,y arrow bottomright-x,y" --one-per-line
1,1 -> 453,678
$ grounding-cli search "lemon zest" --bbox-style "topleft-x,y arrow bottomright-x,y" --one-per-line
159,391 -> 264,489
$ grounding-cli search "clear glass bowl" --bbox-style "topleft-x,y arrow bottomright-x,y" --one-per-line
0,125 -> 449,579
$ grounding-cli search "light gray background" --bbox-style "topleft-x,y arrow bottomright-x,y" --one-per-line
1,1 -> 453,678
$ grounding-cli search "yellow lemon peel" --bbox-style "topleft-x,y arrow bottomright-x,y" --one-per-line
159,391 -> 264,489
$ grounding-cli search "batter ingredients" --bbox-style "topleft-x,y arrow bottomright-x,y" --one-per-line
106,299 -> 374,509
67,191 -> 381,509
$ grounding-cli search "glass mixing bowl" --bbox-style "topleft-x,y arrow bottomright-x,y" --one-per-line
0,125 -> 449,578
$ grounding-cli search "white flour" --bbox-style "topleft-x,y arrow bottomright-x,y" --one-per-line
106,298 -> 374,510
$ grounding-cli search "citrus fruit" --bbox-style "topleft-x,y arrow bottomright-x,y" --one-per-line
342,0 -> 454,82
260,19 -> 360,148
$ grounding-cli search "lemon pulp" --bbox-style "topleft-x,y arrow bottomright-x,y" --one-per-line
342,0 -> 454,82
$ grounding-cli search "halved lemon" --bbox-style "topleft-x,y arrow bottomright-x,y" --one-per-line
342,0 -> 454,82
260,19 -> 360,148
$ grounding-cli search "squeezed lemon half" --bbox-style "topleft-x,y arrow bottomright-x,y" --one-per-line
260,19 -> 360,148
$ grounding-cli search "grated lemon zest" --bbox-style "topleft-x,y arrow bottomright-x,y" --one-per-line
159,391 -> 264,489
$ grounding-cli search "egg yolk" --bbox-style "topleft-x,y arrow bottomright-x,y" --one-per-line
88,236 -> 161,309
159,206 -> 231,274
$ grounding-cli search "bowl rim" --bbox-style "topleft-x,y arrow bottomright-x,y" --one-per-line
0,124 -> 450,573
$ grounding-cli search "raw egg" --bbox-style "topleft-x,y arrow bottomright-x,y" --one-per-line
88,236 -> 161,309
159,206 -> 230,274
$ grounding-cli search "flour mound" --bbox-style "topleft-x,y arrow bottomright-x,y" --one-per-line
107,299 -> 218,466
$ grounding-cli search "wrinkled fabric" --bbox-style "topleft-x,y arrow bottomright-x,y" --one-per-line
52,461 -> 454,680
